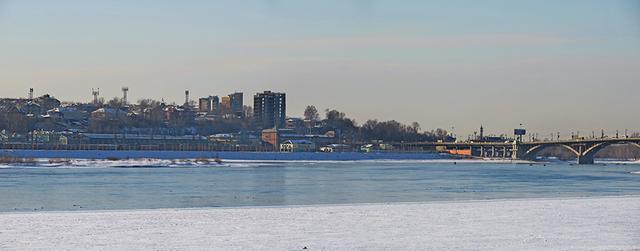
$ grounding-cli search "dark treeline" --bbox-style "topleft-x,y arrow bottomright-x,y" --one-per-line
315,107 -> 452,142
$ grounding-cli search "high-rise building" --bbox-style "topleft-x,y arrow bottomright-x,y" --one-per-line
210,96 -> 220,113
221,96 -> 231,114
198,96 -> 219,113
198,98 -> 211,112
228,92 -> 243,117
253,91 -> 286,129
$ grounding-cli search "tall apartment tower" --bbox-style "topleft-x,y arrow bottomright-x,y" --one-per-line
198,96 -> 219,113
253,91 -> 286,129
210,96 -> 220,113
198,97 -> 211,112
221,96 -> 231,113
228,92 -> 243,117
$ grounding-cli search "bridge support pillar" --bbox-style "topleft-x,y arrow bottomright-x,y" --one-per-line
577,154 -> 594,165
511,141 -> 525,160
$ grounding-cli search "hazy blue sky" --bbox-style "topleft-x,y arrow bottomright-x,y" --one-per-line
1,0 -> 639,137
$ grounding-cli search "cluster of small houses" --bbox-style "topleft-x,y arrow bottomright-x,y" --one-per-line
0,94 -> 198,133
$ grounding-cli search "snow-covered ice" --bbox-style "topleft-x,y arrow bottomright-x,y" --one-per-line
0,149 -> 447,161
1,196 -> 638,250
0,156 -> 538,169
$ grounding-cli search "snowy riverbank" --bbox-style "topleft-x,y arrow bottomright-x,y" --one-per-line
0,149 -> 448,161
0,157 -> 537,169
1,196 -> 639,250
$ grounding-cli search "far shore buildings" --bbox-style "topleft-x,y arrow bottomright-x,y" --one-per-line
0,94 -> 62,117
260,128 -> 336,152
280,139 -> 316,152
1,89 -> 346,151
198,92 -> 243,118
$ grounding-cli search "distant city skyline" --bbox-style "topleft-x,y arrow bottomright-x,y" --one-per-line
1,0 -> 639,137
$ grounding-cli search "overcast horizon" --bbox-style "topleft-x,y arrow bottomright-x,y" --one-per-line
1,0 -> 639,138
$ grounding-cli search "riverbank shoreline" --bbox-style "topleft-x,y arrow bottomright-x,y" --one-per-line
3,150 -> 637,165
0,149 -> 452,161
1,196 -> 638,250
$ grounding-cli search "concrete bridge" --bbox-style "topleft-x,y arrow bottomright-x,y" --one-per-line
391,138 -> 640,164
514,138 -> 640,164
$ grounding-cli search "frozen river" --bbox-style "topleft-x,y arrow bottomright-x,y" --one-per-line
1,160 -> 640,211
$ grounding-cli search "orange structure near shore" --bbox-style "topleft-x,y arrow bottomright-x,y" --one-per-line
448,149 -> 472,156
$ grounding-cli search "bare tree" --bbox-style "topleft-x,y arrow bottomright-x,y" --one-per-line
243,105 -> 253,118
410,122 -> 421,133
107,97 -> 126,109
137,99 -> 161,112
325,109 -> 347,121
304,105 -> 320,121
433,128 -> 449,139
